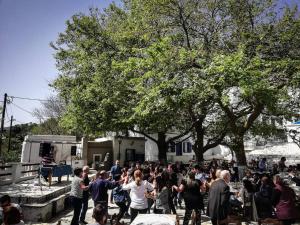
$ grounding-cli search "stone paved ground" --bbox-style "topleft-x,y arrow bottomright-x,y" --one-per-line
30,191 -> 213,225
29,198 -> 300,225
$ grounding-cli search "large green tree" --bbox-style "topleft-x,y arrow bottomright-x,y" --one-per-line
52,1 -> 300,164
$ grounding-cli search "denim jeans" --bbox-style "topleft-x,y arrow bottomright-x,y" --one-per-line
70,196 -> 83,225
79,196 -> 89,221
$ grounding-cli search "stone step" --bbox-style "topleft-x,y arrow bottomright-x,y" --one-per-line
22,192 -> 72,223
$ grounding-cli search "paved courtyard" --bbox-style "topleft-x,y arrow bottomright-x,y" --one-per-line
30,192 -> 213,225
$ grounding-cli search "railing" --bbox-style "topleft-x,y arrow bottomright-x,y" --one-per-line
0,162 -> 40,185
21,163 -> 40,177
0,165 -> 13,182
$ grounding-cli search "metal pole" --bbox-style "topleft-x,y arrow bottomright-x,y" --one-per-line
8,116 -> 13,152
118,141 -> 121,160
0,93 -> 7,157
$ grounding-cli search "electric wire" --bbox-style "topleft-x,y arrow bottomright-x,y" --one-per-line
11,102 -> 33,115
9,104 -> 13,119
5,105 -> 10,120
9,95 -> 48,102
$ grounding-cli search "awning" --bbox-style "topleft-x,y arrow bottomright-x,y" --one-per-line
203,145 -> 233,161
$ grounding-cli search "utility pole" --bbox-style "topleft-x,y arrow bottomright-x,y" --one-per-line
0,93 -> 7,157
8,115 -> 14,152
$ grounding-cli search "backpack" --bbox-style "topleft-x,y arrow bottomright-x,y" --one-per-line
112,186 -> 127,203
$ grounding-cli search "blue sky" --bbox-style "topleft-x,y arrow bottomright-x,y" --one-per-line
0,0 -> 299,126
0,0 -> 118,126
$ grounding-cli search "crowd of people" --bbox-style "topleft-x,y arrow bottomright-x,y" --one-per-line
1,158 -> 299,225
67,158 -> 300,225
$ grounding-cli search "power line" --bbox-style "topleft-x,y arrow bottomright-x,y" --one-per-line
11,102 -> 33,115
5,106 -> 10,120
9,104 -> 13,118
9,95 -> 48,102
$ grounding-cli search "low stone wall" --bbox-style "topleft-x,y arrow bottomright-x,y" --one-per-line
22,193 -> 71,223
10,184 -> 71,204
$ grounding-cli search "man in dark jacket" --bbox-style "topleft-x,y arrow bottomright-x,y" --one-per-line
89,170 -> 117,210
207,170 -> 231,225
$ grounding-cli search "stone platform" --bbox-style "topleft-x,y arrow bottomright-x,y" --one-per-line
0,176 -> 72,223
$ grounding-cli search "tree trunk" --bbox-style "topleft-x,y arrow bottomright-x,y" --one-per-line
193,121 -> 204,163
157,132 -> 168,164
231,136 -> 247,166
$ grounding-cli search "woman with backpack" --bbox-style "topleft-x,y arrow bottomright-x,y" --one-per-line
112,175 -> 129,223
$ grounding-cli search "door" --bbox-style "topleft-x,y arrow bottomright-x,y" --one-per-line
125,149 -> 135,162
93,154 -> 102,169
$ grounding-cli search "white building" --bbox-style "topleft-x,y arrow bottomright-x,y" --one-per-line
21,135 -> 80,164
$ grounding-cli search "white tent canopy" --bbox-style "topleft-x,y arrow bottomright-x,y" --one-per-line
248,143 -> 300,157
203,145 -> 233,161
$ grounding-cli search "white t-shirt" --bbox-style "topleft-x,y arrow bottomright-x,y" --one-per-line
122,180 -> 154,209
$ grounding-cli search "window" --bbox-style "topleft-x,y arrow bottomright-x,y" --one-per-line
182,142 -> 192,153
169,142 -> 175,152
187,142 -> 192,153
176,143 -> 182,156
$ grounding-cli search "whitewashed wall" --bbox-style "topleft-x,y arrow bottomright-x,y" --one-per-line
21,135 -> 80,163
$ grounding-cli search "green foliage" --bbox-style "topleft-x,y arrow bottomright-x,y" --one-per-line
1,123 -> 37,162
50,0 -> 300,163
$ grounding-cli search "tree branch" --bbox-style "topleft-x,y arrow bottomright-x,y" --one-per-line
168,120 -> 198,143
217,99 -> 237,129
177,3 -> 191,49
243,103 -> 264,131
204,129 -> 227,151
129,129 -> 158,143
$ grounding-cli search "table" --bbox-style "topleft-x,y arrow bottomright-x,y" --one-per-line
41,165 -> 73,186
131,214 -> 178,225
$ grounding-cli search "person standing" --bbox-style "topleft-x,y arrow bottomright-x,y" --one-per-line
254,176 -> 273,219
110,160 -> 122,203
110,160 -> 122,180
278,157 -> 287,172
167,164 -> 178,214
207,170 -> 231,225
122,170 -> 154,222
258,158 -> 267,172
112,175 -> 129,223
70,168 -> 88,225
153,172 -> 170,214
173,172 -> 205,225
89,170 -> 117,209
238,179 -> 256,221
79,166 -> 90,224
